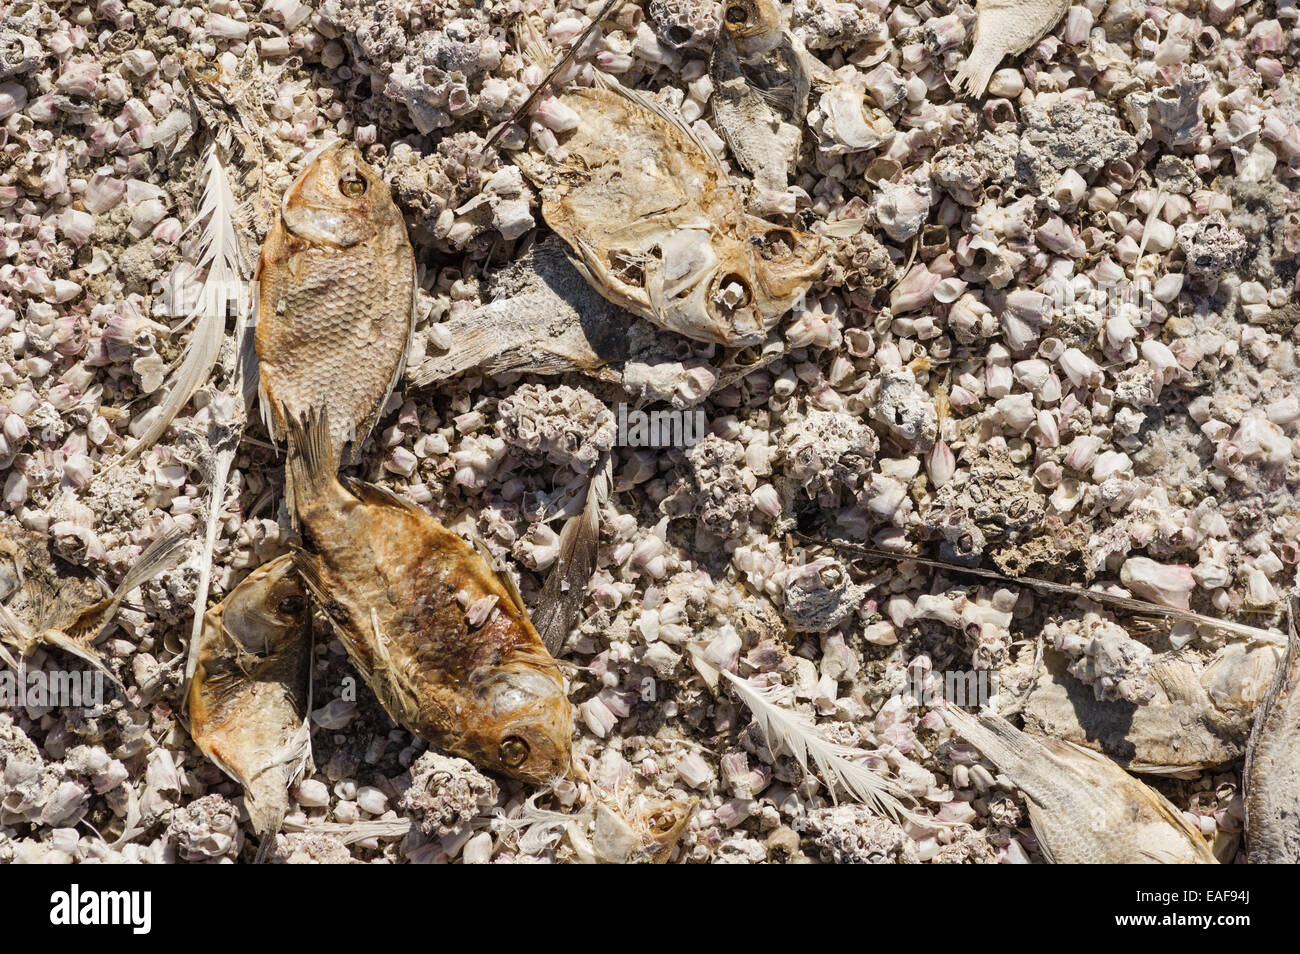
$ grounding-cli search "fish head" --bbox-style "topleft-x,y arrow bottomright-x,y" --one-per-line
720,0 -> 782,46
221,557 -> 311,658
183,51 -> 235,105
464,660 -> 573,784
281,141 -> 392,248
596,221 -> 822,347
746,219 -> 827,309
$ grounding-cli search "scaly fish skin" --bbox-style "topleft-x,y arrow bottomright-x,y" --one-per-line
256,141 -> 415,503
944,708 -> 1217,864
286,409 -> 573,785
189,554 -> 312,843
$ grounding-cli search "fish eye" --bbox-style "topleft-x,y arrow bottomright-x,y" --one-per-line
757,229 -> 798,259
725,3 -> 751,24
277,595 -> 306,615
339,170 -> 368,198
715,273 -> 753,312
193,60 -> 220,80
499,736 -> 530,768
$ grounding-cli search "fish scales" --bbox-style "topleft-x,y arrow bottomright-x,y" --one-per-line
945,708 -> 1217,864
256,141 -> 415,509
285,408 -> 573,784
1245,601 -> 1300,863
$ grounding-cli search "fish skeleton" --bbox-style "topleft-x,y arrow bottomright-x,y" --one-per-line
709,0 -> 805,197
1245,599 -> 1300,863
255,140 -> 416,515
944,707 -> 1217,863
512,20 -> 825,347
0,527 -> 187,689
284,407 -> 573,784
188,554 -> 312,854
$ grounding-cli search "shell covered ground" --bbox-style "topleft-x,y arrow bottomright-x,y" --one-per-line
0,0 -> 1297,863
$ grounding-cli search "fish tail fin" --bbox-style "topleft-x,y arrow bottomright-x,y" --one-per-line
951,36 -> 1002,98
941,706 -> 1033,775
58,530 -> 189,653
284,406 -> 339,520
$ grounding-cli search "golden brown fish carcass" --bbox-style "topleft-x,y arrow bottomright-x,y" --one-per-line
285,408 -> 573,785
188,554 -> 312,844
513,70 -> 824,347
255,141 -> 416,508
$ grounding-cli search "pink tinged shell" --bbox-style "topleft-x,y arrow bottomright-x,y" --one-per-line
890,265 -> 939,314
1058,347 -> 1103,388
926,440 -> 955,487
1061,6 -> 1093,44
994,393 -> 1036,434
1091,450 -> 1132,481
1064,435 -> 1104,471
1120,557 -> 1195,610
1036,410 -> 1060,448
84,174 -> 126,213
57,208 -> 96,247
0,82 -> 27,120
535,96 -> 580,133
752,483 -> 782,517
206,12 -> 250,39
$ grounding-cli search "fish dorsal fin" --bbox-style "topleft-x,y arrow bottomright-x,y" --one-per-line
589,74 -> 729,179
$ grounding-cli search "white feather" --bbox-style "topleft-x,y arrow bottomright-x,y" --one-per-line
721,670 -> 932,826
176,144 -> 257,690
101,143 -> 246,474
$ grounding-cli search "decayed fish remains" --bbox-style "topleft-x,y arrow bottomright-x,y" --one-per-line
188,554 -> 312,848
256,141 -> 416,507
287,409 -> 573,785
2,0 -> 1299,867
513,18 -> 825,346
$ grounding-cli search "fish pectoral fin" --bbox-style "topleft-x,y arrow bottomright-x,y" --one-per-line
37,628 -> 126,693
345,478 -> 426,517
470,535 -> 529,619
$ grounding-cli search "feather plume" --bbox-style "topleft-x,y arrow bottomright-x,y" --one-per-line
100,142 -> 246,474
721,670 -> 932,826
534,452 -> 611,655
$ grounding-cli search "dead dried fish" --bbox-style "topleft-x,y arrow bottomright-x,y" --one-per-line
533,452 -> 611,656
0,528 -> 187,689
591,795 -> 697,863
285,408 -> 573,784
1023,641 -> 1281,776
188,554 -> 312,856
951,0 -> 1071,98
709,0 -> 812,198
1245,599 -> 1300,863
411,237 -> 789,406
513,22 -> 824,347
256,141 -> 416,514
943,707 -> 1217,863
